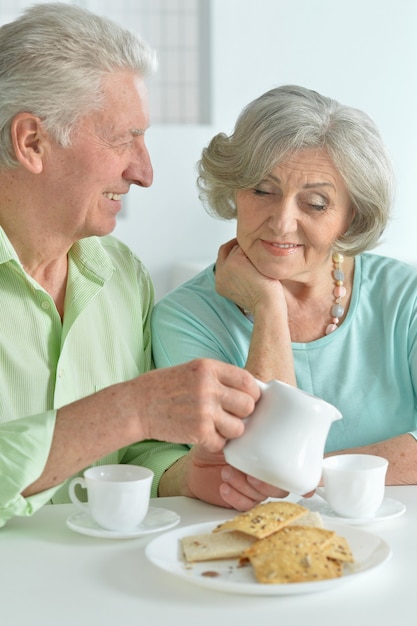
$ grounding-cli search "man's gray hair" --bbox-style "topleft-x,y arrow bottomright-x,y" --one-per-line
0,2 -> 157,169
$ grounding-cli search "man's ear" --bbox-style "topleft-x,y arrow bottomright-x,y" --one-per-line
11,113 -> 48,174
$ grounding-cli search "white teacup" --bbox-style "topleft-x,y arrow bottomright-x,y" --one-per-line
317,454 -> 388,518
69,464 -> 153,531
224,379 -> 342,494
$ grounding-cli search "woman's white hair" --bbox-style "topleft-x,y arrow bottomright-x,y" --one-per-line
197,85 -> 395,255
0,2 -> 157,169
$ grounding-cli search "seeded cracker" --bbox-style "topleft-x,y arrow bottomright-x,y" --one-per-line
288,510 -> 324,529
324,534 -> 355,563
248,548 -> 343,583
180,502 -> 355,583
213,501 -> 308,539
181,510 -> 323,563
242,525 -> 335,557
241,525 -> 340,583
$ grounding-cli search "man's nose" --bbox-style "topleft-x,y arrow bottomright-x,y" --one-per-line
124,142 -> 153,188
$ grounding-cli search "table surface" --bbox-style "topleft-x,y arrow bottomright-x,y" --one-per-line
1,486 -> 414,626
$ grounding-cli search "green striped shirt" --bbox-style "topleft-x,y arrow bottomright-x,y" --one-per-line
0,229 -> 187,527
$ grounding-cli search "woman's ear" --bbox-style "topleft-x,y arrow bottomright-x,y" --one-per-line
11,113 -> 48,174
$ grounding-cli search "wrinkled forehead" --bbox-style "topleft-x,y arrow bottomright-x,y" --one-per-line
268,148 -> 344,186
82,72 -> 150,136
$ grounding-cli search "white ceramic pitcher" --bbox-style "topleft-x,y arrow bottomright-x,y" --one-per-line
224,379 -> 342,494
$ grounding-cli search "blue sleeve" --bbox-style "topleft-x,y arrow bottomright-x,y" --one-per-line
151,268 -> 250,368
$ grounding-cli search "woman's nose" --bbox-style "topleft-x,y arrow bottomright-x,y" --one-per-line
268,199 -> 298,232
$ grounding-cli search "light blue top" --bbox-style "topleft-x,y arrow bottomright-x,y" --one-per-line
0,228 -> 187,527
152,253 -> 417,451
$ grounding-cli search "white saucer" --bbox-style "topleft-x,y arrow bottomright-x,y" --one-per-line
66,506 -> 180,539
297,495 -> 406,525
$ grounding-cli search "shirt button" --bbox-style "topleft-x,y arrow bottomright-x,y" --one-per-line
57,369 -> 64,378
41,300 -> 50,310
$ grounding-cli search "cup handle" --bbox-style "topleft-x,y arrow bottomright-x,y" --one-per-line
68,477 -> 88,511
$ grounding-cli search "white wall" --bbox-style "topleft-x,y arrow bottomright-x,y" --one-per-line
114,126 -> 236,300
114,0 -> 417,299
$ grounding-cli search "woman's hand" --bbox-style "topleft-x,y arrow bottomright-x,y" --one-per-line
215,238 -> 296,385
159,444 -> 289,511
215,238 -> 287,316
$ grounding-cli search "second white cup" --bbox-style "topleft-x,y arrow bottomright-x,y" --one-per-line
69,464 -> 154,531
318,454 -> 388,518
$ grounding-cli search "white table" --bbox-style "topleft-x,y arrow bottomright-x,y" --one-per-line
0,486 -> 414,626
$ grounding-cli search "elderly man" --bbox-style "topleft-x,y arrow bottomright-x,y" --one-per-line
0,3 -> 260,527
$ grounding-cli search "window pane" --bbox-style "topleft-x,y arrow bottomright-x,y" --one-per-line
0,0 -> 211,124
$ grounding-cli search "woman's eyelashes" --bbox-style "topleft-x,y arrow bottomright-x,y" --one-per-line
251,187 -> 329,212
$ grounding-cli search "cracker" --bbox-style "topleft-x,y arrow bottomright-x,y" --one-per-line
324,534 -> 355,563
213,501 -> 308,539
181,531 -> 255,563
180,501 -> 354,583
288,510 -> 324,528
242,525 -> 335,558
242,525 -> 341,584
248,547 -> 343,584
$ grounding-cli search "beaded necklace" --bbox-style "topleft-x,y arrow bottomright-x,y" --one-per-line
325,252 -> 346,335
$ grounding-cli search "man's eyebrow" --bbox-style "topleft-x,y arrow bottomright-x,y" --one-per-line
130,128 -> 145,136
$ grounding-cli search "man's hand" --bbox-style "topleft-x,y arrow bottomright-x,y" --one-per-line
136,358 -> 261,452
23,358 -> 260,496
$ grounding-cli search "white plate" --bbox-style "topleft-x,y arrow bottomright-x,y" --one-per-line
297,496 -> 406,526
145,519 -> 391,595
66,506 -> 180,539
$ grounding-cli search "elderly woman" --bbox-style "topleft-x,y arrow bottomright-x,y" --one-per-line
151,85 -> 417,511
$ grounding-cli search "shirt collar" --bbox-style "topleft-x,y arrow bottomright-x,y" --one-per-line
0,227 -> 114,282
69,237 -> 115,283
0,227 -> 21,265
